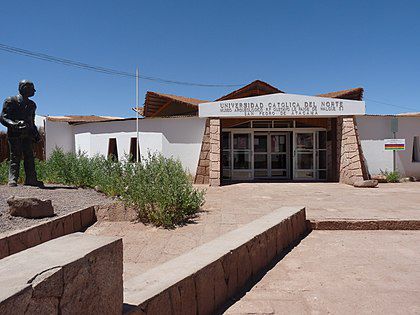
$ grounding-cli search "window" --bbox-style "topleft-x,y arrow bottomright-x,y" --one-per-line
233,133 -> 251,169
108,138 -> 118,161
252,121 -> 272,128
222,132 -> 231,179
129,137 -> 140,162
413,136 -> 420,162
317,131 -> 327,180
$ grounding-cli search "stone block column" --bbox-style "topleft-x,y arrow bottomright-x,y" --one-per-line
337,116 -> 367,185
194,119 -> 210,184
209,118 -> 221,186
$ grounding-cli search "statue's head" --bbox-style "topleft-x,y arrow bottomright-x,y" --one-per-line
18,80 -> 36,97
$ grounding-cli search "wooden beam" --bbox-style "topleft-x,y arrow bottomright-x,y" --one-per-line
151,100 -> 172,117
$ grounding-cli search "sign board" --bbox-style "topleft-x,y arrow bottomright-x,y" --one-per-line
199,92 -> 366,118
384,139 -> 405,151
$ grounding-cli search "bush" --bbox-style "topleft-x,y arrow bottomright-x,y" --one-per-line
380,170 -> 400,183
90,155 -> 130,197
0,160 -> 8,185
0,159 -> 40,184
123,153 -> 205,228
1,148 -> 205,228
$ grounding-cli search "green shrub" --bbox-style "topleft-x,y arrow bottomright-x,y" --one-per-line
123,153 -> 205,228
0,160 -> 42,184
90,155 -> 129,197
1,148 -> 205,228
0,160 -> 8,185
380,170 -> 400,183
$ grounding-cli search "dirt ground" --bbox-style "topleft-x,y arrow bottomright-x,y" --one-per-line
85,182 -> 420,280
0,184 -> 111,235
224,230 -> 420,315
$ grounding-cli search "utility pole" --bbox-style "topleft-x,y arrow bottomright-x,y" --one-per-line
136,67 -> 140,163
391,117 -> 398,172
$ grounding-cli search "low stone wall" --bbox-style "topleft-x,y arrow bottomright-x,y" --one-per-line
0,206 -> 96,259
124,206 -> 307,315
0,233 -> 123,314
311,219 -> 420,230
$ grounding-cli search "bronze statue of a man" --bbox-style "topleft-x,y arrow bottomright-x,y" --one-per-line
0,80 -> 44,187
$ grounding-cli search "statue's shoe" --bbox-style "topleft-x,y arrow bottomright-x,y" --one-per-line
8,181 -> 18,187
24,180 -> 45,188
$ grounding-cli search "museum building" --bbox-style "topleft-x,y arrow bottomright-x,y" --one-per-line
39,80 -> 420,186
140,80 -> 367,186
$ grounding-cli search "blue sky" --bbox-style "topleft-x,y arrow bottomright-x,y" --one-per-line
1,0 -> 419,122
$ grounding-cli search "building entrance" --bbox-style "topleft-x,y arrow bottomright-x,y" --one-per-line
253,132 -> 290,179
221,120 -> 328,182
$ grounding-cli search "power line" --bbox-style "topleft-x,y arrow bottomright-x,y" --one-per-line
2,43 -> 418,111
0,43 -> 244,88
364,98 -> 418,112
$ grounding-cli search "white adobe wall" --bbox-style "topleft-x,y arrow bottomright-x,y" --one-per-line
356,116 -> 420,178
45,120 -> 75,158
72,117 -> 206,176
395,117 -> 420,178
35,115 -> 46,129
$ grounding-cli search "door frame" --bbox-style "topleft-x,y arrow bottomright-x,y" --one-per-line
222,127 -> 326,181
293,130 -> 317,181
253,132 -> 290,179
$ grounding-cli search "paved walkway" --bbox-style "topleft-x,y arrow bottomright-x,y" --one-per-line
85,182 -> 420,280
225,230 -> 420,315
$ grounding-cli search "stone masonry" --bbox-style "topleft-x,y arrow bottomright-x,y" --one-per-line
194,119 -> 210,184
209,118 -> 221,186
337,117 -> 367,185
123,207 -> 307,315
0,233 -> 123,315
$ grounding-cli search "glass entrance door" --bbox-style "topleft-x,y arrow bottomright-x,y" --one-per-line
270,133 -> 289,179
232,133 -> 252,180
254,133 -> 269,178
294,132 -> 316,180
253,132 -> 289,179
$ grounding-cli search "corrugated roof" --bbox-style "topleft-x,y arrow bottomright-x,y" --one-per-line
140,82 -> 365,118
47,115 -> 124,123
152,92 -> 208,106
216,80 -> 284,101
397,112 -> 420,117
317,87 -> 364,101
142,91 -> 208,117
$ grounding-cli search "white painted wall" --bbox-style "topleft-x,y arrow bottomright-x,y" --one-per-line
72,117 -> 206,175
395,117 -> 420,178
45,120 -> 75,158
356,116 -> 420,178
35,115 -> 46,129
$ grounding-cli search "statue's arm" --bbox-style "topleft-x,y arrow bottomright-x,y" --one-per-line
30,103 -> 41,142
0,98 -> 20,129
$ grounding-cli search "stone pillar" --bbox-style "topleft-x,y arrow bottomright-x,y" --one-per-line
194,119 -> 210,184
209,118 -> 221,186
326,118 -> 333,181
337,116 -> 367,185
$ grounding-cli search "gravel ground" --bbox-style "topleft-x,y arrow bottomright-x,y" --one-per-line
0,184 -> 112,235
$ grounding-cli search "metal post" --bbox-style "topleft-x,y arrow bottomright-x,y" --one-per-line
393,131 -> 396,173
391,117 -> 398,173
136,67 -> 139,163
